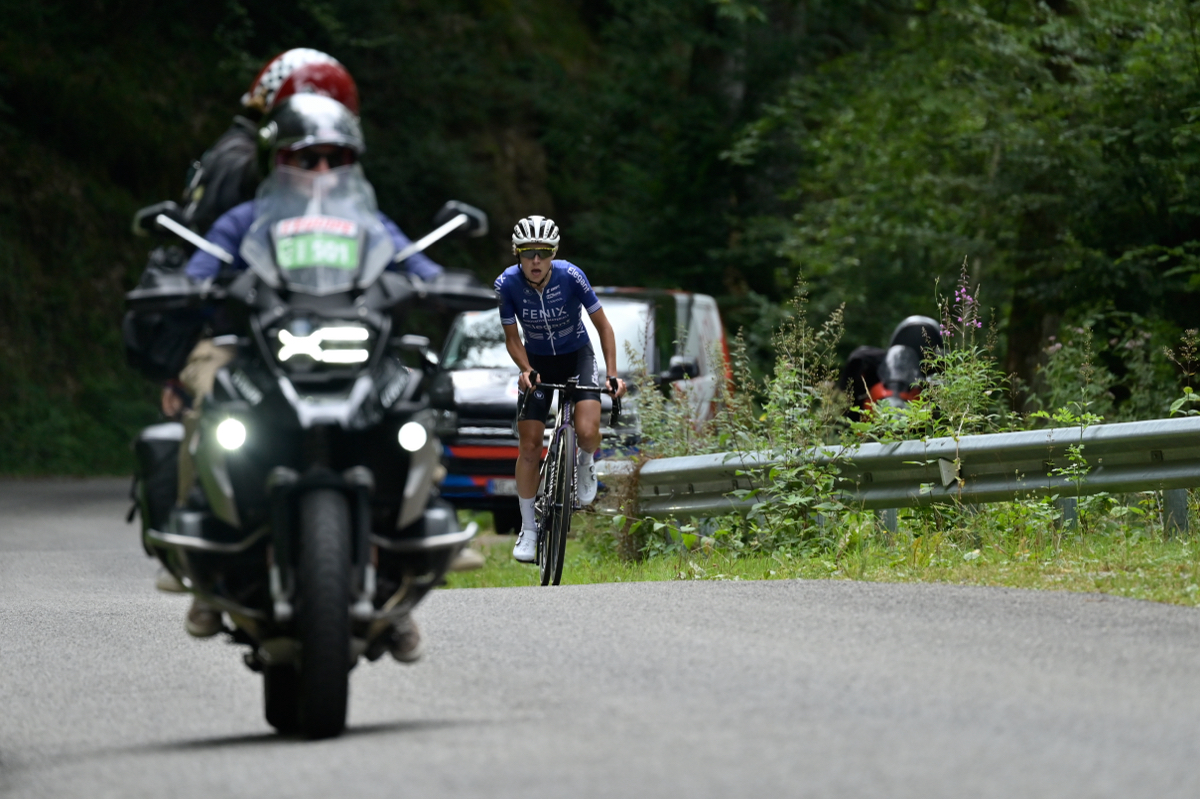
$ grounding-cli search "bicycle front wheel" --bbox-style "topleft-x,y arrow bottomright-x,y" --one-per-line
539,426 -> 574,586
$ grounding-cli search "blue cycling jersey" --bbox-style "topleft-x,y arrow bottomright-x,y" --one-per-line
494,260 -> 602,357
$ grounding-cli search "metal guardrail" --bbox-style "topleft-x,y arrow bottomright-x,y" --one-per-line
595,416 -> 1200,532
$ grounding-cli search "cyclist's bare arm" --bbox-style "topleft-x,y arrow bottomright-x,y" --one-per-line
503,322 -> 539,392
587,307 -> 628,399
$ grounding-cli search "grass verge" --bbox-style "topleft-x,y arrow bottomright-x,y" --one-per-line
444,511 -> 1200,607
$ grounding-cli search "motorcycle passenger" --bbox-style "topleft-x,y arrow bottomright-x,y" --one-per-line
177,94 -> 440,655
185,48 -> 361,237
493,216 -> 628,563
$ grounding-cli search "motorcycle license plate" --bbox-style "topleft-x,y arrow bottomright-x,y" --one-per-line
490,479 -> 518,496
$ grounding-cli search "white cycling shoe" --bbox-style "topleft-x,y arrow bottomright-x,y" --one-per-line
512,529 -> 538,563
577,454 -> 598,505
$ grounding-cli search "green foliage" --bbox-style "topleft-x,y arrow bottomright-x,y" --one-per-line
730,0 -> 1200,383
0,0 -> 872,474
449,511 -> 1200,609
11,0 -> 1200,479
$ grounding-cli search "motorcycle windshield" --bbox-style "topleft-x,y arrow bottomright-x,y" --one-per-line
240,164 -> 396,295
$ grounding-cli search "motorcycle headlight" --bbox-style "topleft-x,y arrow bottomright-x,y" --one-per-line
216,418 -> 247,450
276,324 -> 372,365
398,421 -> 428,452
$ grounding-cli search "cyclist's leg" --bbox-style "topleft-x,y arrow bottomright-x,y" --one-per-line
515,356 -> 555,502
573,399 -> 602,504
570,345 -> 604,504
514,372 -> 552,562
516,419 -> 546,500
574,400 -> 602,453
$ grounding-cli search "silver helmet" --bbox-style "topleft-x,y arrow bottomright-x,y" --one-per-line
258,94 -> 365,173
511,215 -> 560,255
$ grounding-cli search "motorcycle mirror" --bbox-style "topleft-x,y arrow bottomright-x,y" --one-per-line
432,201 -> 488,239
395,334 -> 432,352
393,333 -> 439,369
132,201 -> 186,237
424,270 -> 499,312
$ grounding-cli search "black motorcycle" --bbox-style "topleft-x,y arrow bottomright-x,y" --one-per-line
125,164 -> 494,738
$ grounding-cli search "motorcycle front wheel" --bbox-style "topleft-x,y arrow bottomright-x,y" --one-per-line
263,664 -> 300,734
539,427 -> 573,587
293,488 -> 352,739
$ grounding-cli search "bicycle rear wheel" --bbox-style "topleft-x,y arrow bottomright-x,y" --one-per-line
538,426 -> 574,586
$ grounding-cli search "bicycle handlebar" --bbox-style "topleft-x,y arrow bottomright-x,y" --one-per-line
517,374 -> 624,427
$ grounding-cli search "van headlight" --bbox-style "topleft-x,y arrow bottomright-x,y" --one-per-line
216,418 -> 247,450
398,421 -> 428,452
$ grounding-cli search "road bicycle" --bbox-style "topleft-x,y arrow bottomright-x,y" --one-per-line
518,376 -> 621,585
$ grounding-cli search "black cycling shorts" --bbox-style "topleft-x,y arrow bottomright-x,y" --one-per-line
517,345 -> 601,425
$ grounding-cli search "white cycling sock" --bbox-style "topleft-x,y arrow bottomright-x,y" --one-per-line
519,496 -> 537,532
577,448 -> 595,467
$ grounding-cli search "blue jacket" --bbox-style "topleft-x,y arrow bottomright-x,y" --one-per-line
185,200 -> 444,282
494,261 -> 602,357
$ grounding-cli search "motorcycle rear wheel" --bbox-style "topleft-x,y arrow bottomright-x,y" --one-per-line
293,488 -> 352,739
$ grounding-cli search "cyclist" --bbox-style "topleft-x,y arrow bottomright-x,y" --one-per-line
494,215 -> 627,563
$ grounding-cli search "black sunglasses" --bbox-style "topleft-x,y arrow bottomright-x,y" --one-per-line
517,248 -> 555,260
289,148 -> 357,170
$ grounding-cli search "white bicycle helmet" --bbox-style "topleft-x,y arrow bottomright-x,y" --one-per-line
511,215 -> 560,255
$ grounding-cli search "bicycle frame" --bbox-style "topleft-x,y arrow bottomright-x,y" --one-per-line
517,376 -> 619,585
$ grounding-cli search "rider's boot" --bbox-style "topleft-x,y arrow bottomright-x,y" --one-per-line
389,613 -> 423,663
185,597 -> 222,637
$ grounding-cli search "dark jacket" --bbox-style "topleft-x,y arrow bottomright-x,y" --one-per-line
181,117 -> 261,234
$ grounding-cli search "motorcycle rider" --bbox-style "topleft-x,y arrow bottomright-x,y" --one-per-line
493,216 -> 627,563
176,94 -> 439,660
159,48 -> 361,421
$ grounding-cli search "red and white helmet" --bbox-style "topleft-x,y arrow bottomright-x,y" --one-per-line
511,215 -> 561,255
242,48 -> 360,115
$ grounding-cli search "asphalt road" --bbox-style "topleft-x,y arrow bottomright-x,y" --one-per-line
2,478 -> 1199,798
